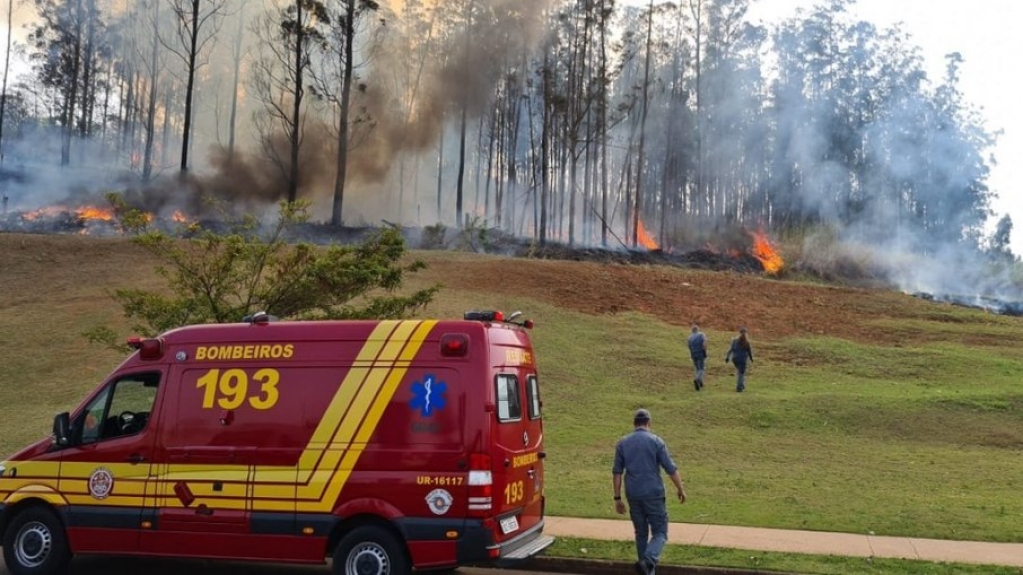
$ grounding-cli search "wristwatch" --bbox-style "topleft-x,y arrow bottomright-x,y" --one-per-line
613,496 -> 622,500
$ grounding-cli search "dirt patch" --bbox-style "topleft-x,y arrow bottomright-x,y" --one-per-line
414,251 -> 1023,348
2,231 -> 1019,349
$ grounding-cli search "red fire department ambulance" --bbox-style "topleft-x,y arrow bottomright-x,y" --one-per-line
0,311 -> 552,575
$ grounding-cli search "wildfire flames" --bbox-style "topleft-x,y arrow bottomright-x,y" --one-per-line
751,230 -> 784,274
13,203 -> 179,235
23,205 -> 116,223
631,219 -> 782,275
637,219 -> 659,250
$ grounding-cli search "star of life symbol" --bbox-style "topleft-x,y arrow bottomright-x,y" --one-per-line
88,467 -> 114,500
410,374 -> 447,417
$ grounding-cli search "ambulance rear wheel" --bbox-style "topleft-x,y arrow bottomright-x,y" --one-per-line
333,525 -> 409,575
2,506 -> 72,575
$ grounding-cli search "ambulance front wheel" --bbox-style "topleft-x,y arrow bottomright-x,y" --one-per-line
333,525 -> 410,575
2,506 -> 72,575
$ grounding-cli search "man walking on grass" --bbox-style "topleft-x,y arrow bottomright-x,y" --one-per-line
687,325 -> 708,390
613,408 -> 687,575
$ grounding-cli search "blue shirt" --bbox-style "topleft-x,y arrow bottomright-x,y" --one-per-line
687,332 -> 706,359
612,428 -> 679,500
727,337 -> 753,364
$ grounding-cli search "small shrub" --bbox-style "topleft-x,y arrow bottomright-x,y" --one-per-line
421,223 -> 448,250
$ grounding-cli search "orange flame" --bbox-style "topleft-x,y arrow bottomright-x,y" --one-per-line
22,205 -> 118,222
171,210 -> 190,223
750,230 -> 784,275
75,206 -> 116,222
637,219 -> 659,250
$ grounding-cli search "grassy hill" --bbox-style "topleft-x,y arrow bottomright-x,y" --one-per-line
2,231 -> 1022,545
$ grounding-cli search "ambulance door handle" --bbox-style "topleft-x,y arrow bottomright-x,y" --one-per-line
126,453 -> 146,464
503,459 -> 511,468
526,469 -> 536,478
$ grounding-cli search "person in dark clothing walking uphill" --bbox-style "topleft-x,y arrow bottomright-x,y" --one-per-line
687,325 -> 708,390
612,408 -> 687,575
725,326 -> 754,392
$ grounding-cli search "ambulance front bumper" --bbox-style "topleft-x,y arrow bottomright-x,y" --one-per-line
0,502 -> 6,533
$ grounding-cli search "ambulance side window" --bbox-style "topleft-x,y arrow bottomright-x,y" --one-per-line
81,373 -> 160,444
526,375 -> 542,420
495,374 -> 522,422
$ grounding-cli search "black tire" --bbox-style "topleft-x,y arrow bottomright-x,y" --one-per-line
332,525 -> 409,575
2,506 -> 72,575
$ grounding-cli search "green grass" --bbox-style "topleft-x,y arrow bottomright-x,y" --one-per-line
3,235 -> 1023,574
527,306 -> 1023,543
548,537 -> 1023,575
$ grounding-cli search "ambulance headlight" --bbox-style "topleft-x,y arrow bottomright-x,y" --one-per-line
0,464 -> 6,477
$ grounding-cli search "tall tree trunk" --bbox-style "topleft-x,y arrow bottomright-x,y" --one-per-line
142,1 -> 161,182
62,0 -> 85,166
690,0 -> 704,218
227,8 -> 243,164
179,0 -> 200,177
454,0 -> 474,229
436,127 -> 444,221
632,0 -> 655,247
0,0 -> 13,163
539,52 -> 550,245
162,88 -> 173,165
118,68 -> 131,158
598,0 -> 609,247
100,61 -> 112,146
79,0 -> 96,137
330,0 -> 356,226
287,0 -> 304,202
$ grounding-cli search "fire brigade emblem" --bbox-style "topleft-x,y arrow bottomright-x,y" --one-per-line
88,467 -> 114,500
426,489 -> 453,515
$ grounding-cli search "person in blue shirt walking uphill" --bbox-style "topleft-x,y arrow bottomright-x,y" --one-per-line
612,408 -> 687,575
725,326 -> 754,392
687,325 -> 708,391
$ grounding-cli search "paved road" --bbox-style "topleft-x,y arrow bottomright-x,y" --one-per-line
0,556 -> 559,575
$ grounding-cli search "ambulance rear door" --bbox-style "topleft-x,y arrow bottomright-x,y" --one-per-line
488,337 -> 544,544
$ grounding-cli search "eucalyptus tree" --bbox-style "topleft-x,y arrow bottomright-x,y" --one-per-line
768,0 -> 994,251
479,1 -> 545,235
631,0 -> 654,248
162,0 -> 227,176
27,0 -> 86,165
653,2 -> 696,245
0,0 -> 13,159
138,0 -> 166,181
912,52 -> 994,248
383,0 -> 439,224
251,0 -> 329,202
310,0 -> 382,226
770,0 -> 857,230
224,0 -> 253,164
542,0 -> 613,246
700,0 -> 763,225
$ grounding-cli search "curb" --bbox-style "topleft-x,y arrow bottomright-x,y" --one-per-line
507,556 -> 799,575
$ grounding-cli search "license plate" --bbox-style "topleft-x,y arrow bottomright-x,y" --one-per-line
499,515 -> 519,534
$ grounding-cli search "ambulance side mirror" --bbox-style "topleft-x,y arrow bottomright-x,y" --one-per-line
52,412 -> 71,447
